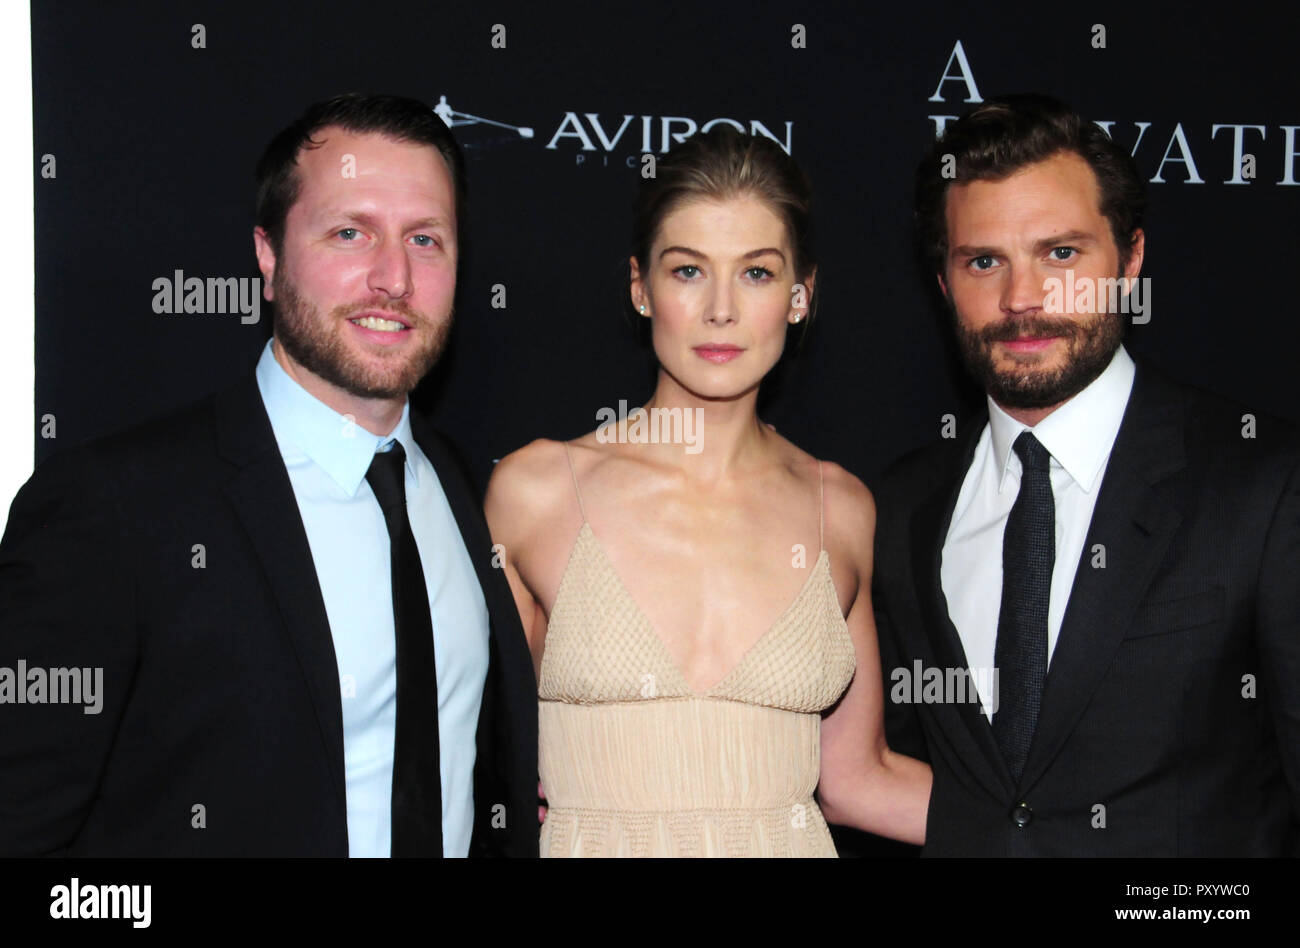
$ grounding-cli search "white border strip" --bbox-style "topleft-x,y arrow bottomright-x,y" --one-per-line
0,1 -> 34,530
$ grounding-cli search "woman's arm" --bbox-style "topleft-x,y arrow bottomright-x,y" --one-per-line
485,442 -> 566,826
483,442 -> 554,679
817,470 -> 932,845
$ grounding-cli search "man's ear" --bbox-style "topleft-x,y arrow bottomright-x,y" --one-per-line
253,227 -> 277,301
1123,228 -> 1145,282
936,272 -> 950,299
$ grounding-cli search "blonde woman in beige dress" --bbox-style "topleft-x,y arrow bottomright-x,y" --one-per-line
485,127 -> 931,856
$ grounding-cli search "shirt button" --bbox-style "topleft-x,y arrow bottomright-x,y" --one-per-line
1010,802 -> 1033,827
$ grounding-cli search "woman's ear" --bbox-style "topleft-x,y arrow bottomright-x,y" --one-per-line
791,265 -> 816,320
630,256 -> 649,316
801,266 -> 817,308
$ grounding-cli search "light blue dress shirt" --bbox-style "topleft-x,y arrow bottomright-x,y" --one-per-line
255,339 -> 490,856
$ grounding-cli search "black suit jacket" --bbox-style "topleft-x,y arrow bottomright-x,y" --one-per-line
0,372 -> 537,857
872,360 -> 1300,856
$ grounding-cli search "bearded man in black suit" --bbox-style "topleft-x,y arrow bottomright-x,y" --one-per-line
872,93 -> 1300,856
0,93 -> 537,857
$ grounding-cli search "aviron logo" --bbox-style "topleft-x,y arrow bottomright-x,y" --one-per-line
926,40 -> 1300,186
432,94 -> 794,159
434,94 -> 535,141
545,113 -> 793,155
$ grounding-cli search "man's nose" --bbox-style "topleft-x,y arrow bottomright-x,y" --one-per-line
367,237 -> 412,299
1001,263 -> 1043,315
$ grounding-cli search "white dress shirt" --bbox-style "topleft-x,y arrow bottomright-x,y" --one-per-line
255,340 -> 490,856
940,345 -> 1136,721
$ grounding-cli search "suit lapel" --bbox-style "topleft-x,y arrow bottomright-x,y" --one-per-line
407,413 -> 529,661
910,412 -> 1016,794
408,414 -> 534,697
1019,365 -> 1187,790
215,375 -> 347,811
408,417 -> 495,597
408,412 -> 536,856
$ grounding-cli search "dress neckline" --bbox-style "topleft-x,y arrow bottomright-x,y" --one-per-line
558,519 -> 838,698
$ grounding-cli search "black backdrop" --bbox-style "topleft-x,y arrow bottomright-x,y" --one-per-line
27,0 -> 1300,855
31,1 -> 1300,486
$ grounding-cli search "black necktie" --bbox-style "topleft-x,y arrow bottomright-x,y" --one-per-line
992,430 -> 1054,783
365,443 -> 443,858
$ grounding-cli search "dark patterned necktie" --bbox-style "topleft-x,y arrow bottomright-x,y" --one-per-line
992,430 -> 1054,783
365,443 -> 443,857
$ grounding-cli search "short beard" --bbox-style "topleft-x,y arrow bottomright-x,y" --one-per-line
951,298 -> 1125,410
272,269 -> 451,400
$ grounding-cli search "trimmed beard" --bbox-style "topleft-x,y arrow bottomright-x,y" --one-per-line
951,299 -> 1125,410
272,268 -> 451,400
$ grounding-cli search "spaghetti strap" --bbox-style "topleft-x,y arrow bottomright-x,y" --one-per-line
817,460 -> 824,552
562,441 -> 588,523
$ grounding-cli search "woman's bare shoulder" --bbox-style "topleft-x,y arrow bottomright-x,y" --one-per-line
484,438 -> 576,536
818,459 -> 876,523
766,430 -> 874,518
808,455 -> 877,573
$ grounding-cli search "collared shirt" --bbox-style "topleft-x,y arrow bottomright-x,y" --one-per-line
941,345 -> 1136,721
255,339 -> 489,856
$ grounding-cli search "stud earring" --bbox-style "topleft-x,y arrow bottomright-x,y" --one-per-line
639,305 -> 646,314
791,313 -> 803,323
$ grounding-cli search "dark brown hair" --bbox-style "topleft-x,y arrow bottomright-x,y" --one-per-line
632,125 -> 816,315
254,92 -> 467,257
914,93 -> 1146,276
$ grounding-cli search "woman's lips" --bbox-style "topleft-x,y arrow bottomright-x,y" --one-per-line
694,344 -> 744,364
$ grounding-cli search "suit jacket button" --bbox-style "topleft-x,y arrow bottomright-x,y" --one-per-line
1010,802 -> 1033,827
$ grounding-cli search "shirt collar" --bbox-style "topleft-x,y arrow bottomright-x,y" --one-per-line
254,338 -> 419,496
987,344 -> 1136,494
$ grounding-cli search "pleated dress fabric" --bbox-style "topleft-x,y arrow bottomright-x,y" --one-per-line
537,447 -> 856,857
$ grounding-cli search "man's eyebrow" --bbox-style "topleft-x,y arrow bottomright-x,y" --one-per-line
320,209 -> 449,230
950,231 -> 1099,259
950,244 -> 1001,259
658,245 -> 787,261
1032,230 -> 1097,253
